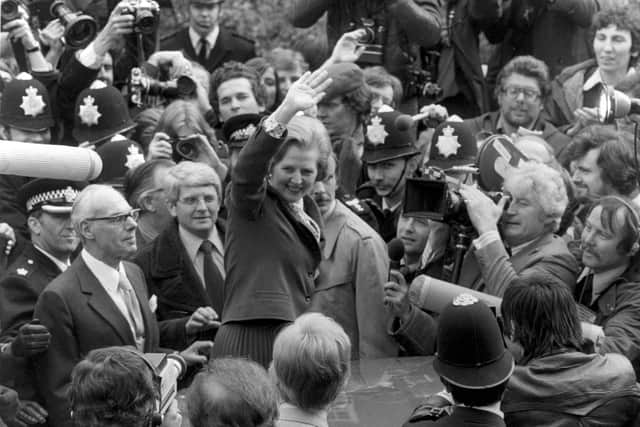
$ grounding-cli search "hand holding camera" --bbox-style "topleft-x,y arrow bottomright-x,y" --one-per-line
3,19 -> 39,51
146,132 -> 173,161
328,29 -> 367,65
458,184 -> 508,236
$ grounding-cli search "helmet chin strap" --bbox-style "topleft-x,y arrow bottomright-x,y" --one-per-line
382,157 -> 409,205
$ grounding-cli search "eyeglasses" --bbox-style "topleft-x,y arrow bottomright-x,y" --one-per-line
178,195 -> 218,206
502,86 -> 541,101
85,209 -> 141,225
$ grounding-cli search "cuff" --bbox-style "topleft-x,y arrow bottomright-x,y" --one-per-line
473,230 -> 501,250
76,42 -> 103,69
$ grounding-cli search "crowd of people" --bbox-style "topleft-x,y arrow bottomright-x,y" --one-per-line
2,0 -> 640,426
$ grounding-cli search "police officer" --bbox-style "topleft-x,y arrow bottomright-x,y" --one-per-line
221,113 -> 261,171
93,135 -> 146,191
0,178 -> 85,411
357,109 -> 420,242
0,74 -> 55,240
404,294 -> 514,426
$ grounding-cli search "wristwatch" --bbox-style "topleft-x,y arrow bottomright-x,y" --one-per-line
263,115 -> 287,139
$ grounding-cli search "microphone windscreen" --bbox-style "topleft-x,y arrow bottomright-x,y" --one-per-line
0,141 -> 103,180
394,114 -> 414,132
388,237 -> 405,262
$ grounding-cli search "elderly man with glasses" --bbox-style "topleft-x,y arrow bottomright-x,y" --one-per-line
463,55 -> 569,154
33,184 -> 212,427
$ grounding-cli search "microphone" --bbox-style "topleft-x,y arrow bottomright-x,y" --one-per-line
388,238 -> 405,271
598,86 -> 640,122
394,113 -> 421,132
0,141 -> 103,180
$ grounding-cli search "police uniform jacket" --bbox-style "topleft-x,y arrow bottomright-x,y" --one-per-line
311,200 -> 398,360
134,219 -> 225,347
356,182 -> 400,243
404,406 -> 506,427
33,257 -> 160,427
222,125 -> 322,324
160,27 -> 255,73
0,243 -> 64,403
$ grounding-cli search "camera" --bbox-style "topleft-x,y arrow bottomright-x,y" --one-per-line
129,67 -> 197,108
171,135 -> 202,162
348,18 -> 386,66
1,0 -> 22,23
120,0 -> 159,34
50,1 -> 97,48
405,50 -> 442,99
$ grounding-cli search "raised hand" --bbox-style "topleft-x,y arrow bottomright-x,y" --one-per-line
273,69 -> 332,124
329,29 -> 367,64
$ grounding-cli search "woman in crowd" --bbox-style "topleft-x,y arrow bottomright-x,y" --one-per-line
266,48 -> 309,104
211,69 -> 331,367
546,5 -> 640,133
271,313 -> 351,427
246,57 -> 280,113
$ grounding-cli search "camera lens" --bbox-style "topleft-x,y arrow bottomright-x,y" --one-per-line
66,17 -> 98,48
135,10 -> 156,34
176,139 -> 198,160
177,75 -> 197,98
1,0 -> 20,21
361,27 -> 375,44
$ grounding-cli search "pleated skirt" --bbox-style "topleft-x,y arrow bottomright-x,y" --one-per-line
211,319 -> 290,368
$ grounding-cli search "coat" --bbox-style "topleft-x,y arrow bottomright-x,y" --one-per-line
503,351 -> 640,426
463,111 -> 570,155
134,220 -> 225,347
458,232 -> 578,297
310,200 -> 398,360
404,406 -> 506,427
0,243 -> 63,403
33,256 -> 160,427
222,125 -> 323,323
160,28 -> 255,73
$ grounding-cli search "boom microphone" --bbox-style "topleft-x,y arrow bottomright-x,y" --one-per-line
408,274 -> 503,315
0,141 -> 103,180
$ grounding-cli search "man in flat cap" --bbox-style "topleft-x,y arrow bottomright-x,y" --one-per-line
318,62 -> 371,195
0,178 -> 86,422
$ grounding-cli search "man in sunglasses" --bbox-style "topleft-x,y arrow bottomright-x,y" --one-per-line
33,184 -> 213,427
464,56 -> 569,154
0,178 -> 85,425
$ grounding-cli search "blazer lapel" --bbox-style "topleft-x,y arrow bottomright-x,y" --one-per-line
180,28 -> 197,62
77,258 -> 134,345
207,29 -> 231,71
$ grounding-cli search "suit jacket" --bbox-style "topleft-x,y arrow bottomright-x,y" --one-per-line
310,201 -> 397,360
33,256 -> 159,427
223,125 -> 322,323
458,233 -> 578,297
134,220 -> 225,347
160,27 -> 255,73
404,406 -> 506,427
0,243 -> 63,403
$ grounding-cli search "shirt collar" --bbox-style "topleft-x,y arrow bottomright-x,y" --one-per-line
81,248 -> 123,294
584,67 -> 637,91
322,200 -> 337,220
188,26 -> 219,51
178,224 -> 223,263
579,264 -> 628,298
278,403 -> 329,427
33,244 -> 70,272
382,198 -> 402,212
459,402 -> 504,419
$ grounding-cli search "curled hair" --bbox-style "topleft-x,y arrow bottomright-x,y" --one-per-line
270,115 -> 329,182
210,61 -> 266,116
187,358 -> 278,427
363,66 -> 403,108
504,161 -> 568,231
494,55 -> 550,100
564,125 -> 638,196
502,272 -> 582,364
69,347 -> 157,427
341,84 -> 372,126
123,158 -> 175,210
164,161 -> 221,204
591,5 -> 640,60
154,100 -> 218,149
271,312 -> 351,411
588,196 -> 640,255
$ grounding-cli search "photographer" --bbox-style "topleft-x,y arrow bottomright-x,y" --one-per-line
286,0 -> 441,112
69,347 -> 182,427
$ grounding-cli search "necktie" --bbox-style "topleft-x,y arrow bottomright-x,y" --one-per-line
197,38 -> 208,63
118,272 -> 145,349
199,240 -> 224,314
576,272 -> 595,307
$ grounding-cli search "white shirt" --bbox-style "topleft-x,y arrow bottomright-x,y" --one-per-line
81,249 -> 143,341
188,26 -> 219,58
34,245 -> 69,272
179,225 -> 225,287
